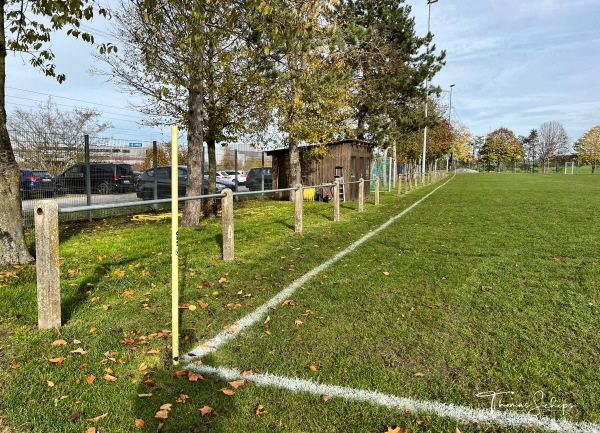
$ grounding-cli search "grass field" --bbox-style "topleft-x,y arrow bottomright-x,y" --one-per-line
1,173 -> 599,433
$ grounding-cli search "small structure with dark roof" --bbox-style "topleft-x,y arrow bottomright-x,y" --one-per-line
266,139 -> 375,201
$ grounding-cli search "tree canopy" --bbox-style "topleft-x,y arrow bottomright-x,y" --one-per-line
479,127 -> 525,171
575,125 -> 600,174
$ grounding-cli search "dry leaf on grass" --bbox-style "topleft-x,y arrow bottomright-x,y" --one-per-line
135,418 -> 144,428
51,339 -> 68,346
188,371 -> 203,382
309,365 -> 318,372
228,379 -> 245,389
220,388 -> 235,396
176,394 -> 189,403
199,405 -> 213,416
87,412 -> 108,422
49,357 -> 65,364
255,404 -> 268,415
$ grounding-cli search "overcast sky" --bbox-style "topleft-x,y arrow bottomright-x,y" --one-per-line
6,0 -> 600,144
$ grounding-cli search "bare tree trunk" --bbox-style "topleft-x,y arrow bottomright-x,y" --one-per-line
0,5 -> 34,266
182,73 -> 204,227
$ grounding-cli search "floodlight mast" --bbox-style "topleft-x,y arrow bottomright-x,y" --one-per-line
422,0 -> 438,177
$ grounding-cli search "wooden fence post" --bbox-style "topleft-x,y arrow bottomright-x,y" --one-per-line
397,174 -> 402,195
358,178 -> 364,212
34,200 -> 61,329
375,178 -> 380,205
295,184 -> 303,233
221,189 -> 234,260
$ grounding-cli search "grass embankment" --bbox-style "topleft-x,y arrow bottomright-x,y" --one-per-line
1,174 -> 599,433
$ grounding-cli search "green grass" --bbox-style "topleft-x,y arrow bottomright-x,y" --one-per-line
1,174 -> 599,433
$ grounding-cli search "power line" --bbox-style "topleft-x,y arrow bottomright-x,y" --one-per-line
6,86 -> 135,112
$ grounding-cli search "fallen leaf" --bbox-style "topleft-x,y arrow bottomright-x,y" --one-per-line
87,412 -> 108,422
176,394 -> 189,403
294,320 -> 303,326
198,301 -> 209,309
199,405 -> 213,416
160,403 -> 172,411
52,339 -> 68,346
455,428 -> 461,433
263,316 -> 271,325
178,303 -> 189,309
89,326 -> 97,333
383,271 -> 390,276
135,418 -> 144,428
414,372 -> 425,377
143,379 -> 155,386
47,380 -> 55,387
157,422 -> 164,431
386,427 -> 408,433
103,374 -> 117,382
11,364 -> 20,369
87,428 -> 96,433
309,365 -> 318,372
220,388 -> 235,396
174,369 -> 187,378
228,379 -> 245,389
255,404 -> 268,415
49,357 -> 65,364
86,375 -> 96,384
241,370 -> 253,377
102,305 -> 111,310
138,393 -> 153,398
70,348 -> 88,355
105,367 -> 114,375
69,411 -> 81,422
218,277 -> 227,283
146,348 -> 160,355
188,371 -> 203,382
138,363 -> 148,372
188,304 -> 197,311
322,395 -> 330,401
282,299 -> 297,306
154,410 -> 169,420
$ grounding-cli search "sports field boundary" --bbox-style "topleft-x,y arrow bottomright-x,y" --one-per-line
181,174 -> 455,362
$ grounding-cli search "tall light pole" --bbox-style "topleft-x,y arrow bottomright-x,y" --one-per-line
448,84 -> 455,122
421,0 -> 438,176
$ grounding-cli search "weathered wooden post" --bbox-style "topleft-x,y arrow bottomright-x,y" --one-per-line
358,178 -> 364,212
333,180 -> 340,222
221,189 -> 234,260
34,200 -> 61,329
295,184 -> 303,233
375,178 -> 380,205
397,174 -> 402,195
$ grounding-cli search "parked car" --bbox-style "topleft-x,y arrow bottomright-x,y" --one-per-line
20,169 -> 56,199
216,170 -> 248,184
136,166 -> 236,200
246,167 -> 273,191
55,163 -> 135,195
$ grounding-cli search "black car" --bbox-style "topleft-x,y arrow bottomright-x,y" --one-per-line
20,169 -> 56,199
136,166 -> 236,200
246,167 -> 272,191
55,163 -> 135,195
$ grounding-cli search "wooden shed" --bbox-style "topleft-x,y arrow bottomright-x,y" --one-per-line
267,139 -> 375,201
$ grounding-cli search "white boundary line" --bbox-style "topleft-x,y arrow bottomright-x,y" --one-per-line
186,364 -> 600,433
180,175 -> 454,361
182,175 -> 600,432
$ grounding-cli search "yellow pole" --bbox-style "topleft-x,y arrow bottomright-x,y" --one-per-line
171,126 -> 179,365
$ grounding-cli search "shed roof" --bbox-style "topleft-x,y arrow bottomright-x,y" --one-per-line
266,138 -> 375,156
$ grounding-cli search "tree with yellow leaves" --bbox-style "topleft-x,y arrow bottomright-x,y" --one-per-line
574,125 -> 600,174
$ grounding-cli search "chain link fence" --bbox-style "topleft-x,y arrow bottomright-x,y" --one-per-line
13,130 -> 272,227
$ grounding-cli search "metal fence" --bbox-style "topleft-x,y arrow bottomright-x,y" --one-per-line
13,130 -> 273,227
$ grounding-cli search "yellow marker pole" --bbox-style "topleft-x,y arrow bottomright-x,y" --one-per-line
171,126 -> 179,365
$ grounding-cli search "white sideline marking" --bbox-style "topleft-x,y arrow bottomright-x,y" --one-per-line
180,176 -> 454,362
187,364 -> 600,433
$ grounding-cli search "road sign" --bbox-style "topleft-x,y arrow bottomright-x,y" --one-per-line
129,142 -> 143,148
